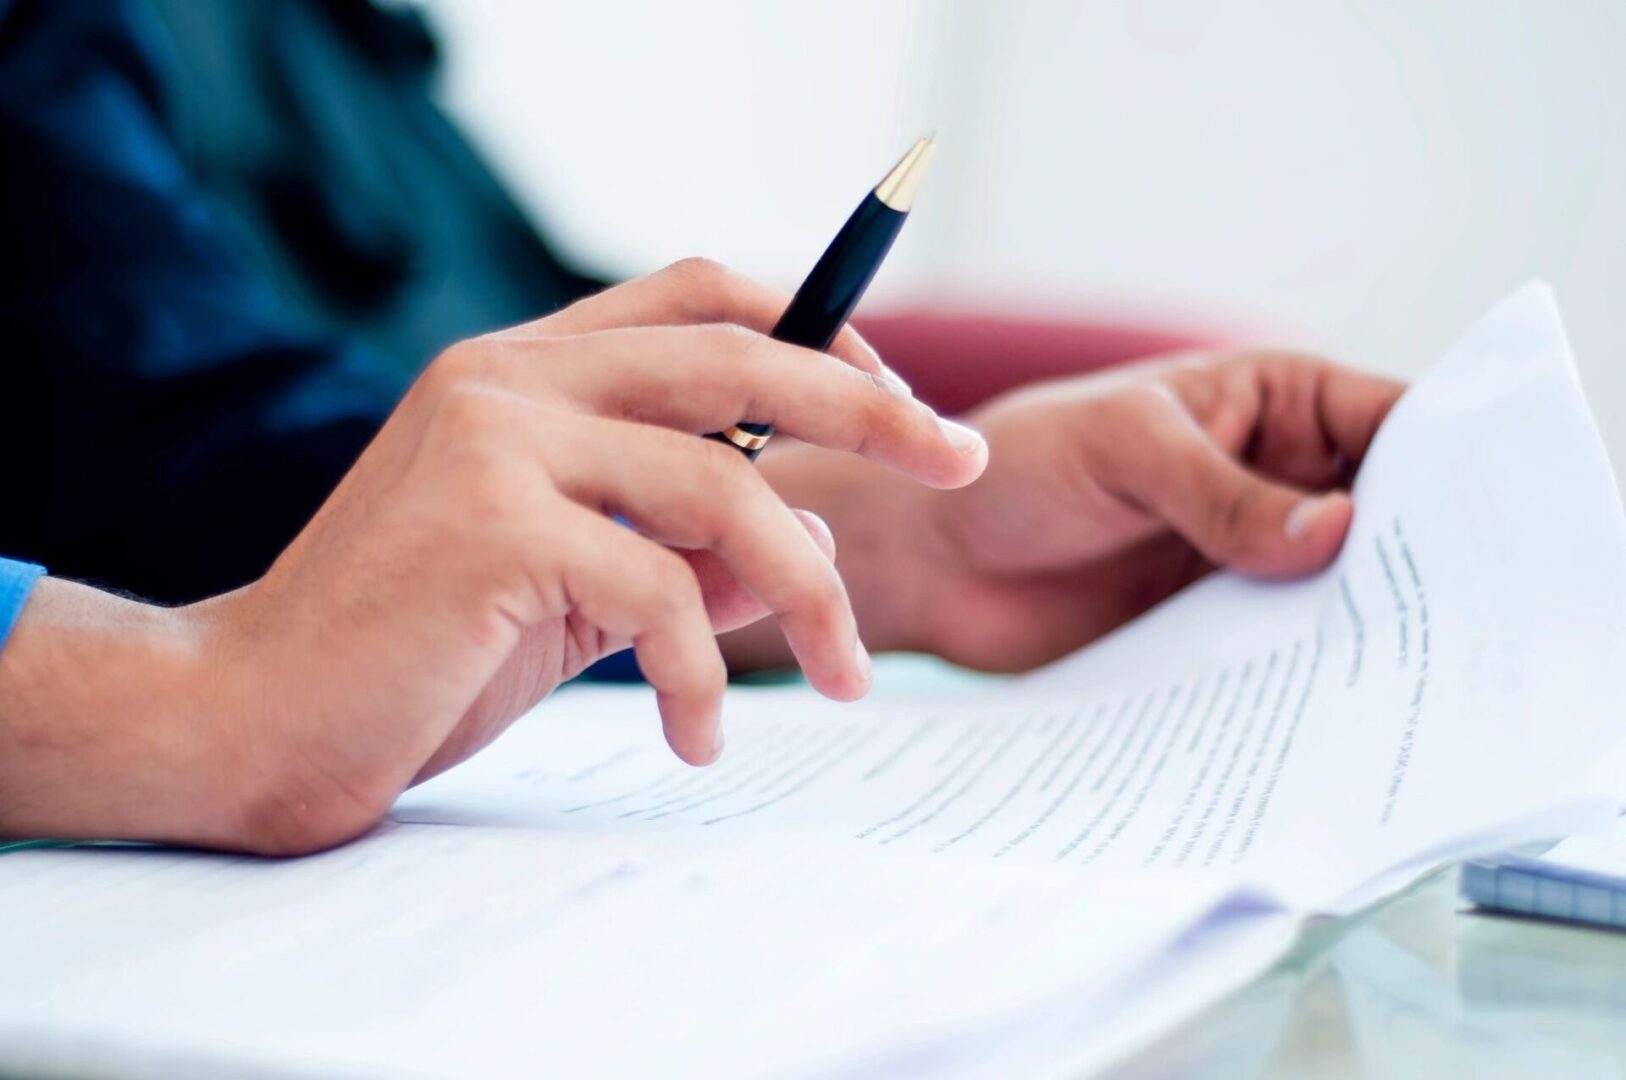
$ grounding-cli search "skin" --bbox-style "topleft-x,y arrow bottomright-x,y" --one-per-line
0,260 -> 1403,857
727,349 -> 1401,673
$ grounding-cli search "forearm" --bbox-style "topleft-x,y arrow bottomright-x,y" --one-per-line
0,579 -> 232,846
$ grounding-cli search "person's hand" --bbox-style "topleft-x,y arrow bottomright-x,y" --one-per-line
0,260 -> 986,854
740,349 -> 1401,672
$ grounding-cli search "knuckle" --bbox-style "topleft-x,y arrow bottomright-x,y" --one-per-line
700,446 -> 776,528
462,456 -> 522,526
693,435 -> 758,493
664,653 -> 727,705
1123,381 -> 1181,416
661,257 -> 738,315
695,656 -> 729,697
1245,352 -> 1300,398
708,473 -> 776,548
421,340 -> 492,396
663,255 -> 731,284
850,367 -> 919,446
427,388 -> 489,448
1250,348 -> 1318,371
791,563 -> 847,615
434,448 -> 522,532
643,550 -> 702,615
699,319 -> 766,360
854,365 -> 895,404
419,394 -> 544,526
851,359 -> 908,406
678,323 -> 767,394
429,383 -> 509,445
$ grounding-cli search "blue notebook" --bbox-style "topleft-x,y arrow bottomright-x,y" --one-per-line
1461,854 -> 1626,930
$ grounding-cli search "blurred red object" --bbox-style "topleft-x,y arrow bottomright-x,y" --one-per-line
857,309 -> 1218,415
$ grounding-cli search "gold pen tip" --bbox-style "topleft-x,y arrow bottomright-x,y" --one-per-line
874,134 -> 938,212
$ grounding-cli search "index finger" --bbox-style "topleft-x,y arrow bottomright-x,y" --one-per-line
1170,352 -> 1405,488
534,324 -> 987,489
1313,362 -> 1406,464
533,258 -> 893,384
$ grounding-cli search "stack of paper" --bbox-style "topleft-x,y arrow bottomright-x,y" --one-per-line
3,284 -> 1625,1078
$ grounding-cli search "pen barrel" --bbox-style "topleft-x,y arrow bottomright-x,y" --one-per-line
769,193 -> 906,353
714,194 -> 907,459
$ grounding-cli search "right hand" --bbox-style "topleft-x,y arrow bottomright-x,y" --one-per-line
172,259 -> 985,852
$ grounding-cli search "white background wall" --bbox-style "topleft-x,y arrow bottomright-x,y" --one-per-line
427,0 -> 1626,479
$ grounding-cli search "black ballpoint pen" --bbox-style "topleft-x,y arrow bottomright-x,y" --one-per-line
706,134 -> 937,459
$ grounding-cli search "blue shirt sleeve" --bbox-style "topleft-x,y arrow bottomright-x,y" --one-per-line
0,558 -> 45,654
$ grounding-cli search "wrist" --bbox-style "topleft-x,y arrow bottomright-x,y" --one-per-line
0,579 -> 231,846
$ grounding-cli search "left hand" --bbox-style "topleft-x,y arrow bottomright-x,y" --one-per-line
739,349 -> 1403,672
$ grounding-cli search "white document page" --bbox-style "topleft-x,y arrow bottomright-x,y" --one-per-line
0,827 -> 1274,1079
1537,815 -> 1626,875
399,282 -> 1626,913
3,283 -> 1625,1079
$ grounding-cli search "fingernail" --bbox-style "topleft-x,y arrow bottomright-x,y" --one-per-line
854,637 -> 874,686
1285,495 -> 1333,541
711,724 -> 726,761
878,362 -> 913,397
936,416 -> 985,455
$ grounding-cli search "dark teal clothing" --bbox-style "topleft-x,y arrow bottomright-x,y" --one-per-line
139,0 -> 603,379
0,0 -> 600,602
0,0 -> 639,676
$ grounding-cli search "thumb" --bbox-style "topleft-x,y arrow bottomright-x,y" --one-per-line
1171,451 -> 1351,577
